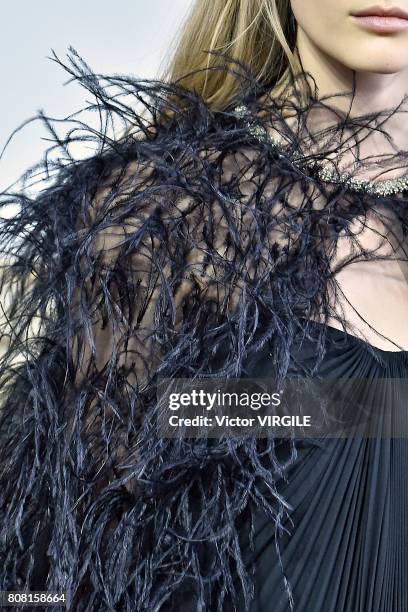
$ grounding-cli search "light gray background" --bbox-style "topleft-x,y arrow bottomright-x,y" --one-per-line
0,1 -> 193,190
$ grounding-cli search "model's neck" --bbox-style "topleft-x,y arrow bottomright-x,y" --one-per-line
296,29 -> 408,115
293,29 -> 408,157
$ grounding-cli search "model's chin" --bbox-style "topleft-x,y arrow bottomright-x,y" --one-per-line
339,49 -> 408,75
349,61 -> 408,75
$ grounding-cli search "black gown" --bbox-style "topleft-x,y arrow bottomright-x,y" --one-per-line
19,322 -> 408,612
239,321 -> 408,612
3,49 -> 408,611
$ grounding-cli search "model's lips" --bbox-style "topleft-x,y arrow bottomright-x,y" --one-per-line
351,5 -> 408,19
350,5 -> 408,31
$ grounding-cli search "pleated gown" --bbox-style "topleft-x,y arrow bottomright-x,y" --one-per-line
239,322 -> 408,612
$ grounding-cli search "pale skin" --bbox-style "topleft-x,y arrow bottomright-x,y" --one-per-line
288,0 -> 408,350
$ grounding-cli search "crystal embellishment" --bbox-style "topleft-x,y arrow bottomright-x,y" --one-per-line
232,103 -> 408,196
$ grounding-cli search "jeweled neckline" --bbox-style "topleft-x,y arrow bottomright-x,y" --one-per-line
233,103 -> 408,197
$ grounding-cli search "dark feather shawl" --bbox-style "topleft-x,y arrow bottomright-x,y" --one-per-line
1,47 -> 408,611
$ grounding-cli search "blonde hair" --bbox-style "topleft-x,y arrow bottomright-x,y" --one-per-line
160,0 -> 301,111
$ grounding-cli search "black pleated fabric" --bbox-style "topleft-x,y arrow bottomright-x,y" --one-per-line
239,323 -> 408,612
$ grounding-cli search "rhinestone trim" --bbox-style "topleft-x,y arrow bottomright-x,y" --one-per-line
233,103 -> 408,196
